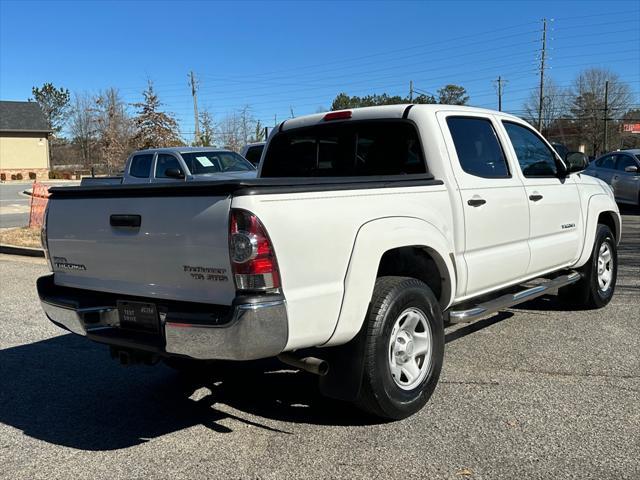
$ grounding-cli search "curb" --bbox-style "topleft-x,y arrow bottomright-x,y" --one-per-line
0,244 -> 45,258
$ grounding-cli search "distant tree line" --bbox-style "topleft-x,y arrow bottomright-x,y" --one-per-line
331,84 -> 469,110
31,81 -> 266,173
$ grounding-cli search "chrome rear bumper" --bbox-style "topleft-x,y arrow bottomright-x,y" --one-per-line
37,275 -> 288,361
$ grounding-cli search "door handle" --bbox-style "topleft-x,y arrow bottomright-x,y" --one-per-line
529,194 -> 543,202
110,214 -> 141,228
467,197 -> 486,207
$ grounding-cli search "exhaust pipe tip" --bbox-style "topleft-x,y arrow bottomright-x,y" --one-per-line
278,353 -> 329,376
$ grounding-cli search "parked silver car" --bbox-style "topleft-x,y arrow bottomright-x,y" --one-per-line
81,147 -> 257,186
583,149 -> 640,206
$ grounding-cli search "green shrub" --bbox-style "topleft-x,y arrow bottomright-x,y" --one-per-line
16,173 -> 23,180
29,172 -> 37,180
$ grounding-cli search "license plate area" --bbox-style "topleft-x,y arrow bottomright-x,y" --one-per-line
117,300 -> 159,333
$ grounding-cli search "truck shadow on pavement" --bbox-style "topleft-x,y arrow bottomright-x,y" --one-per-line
0,334 -> 376,451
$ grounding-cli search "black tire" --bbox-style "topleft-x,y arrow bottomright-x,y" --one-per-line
559,224 -> 617,309
355,276 -> 444,420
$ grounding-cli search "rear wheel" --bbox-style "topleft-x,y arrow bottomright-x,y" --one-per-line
355,276 -> 444,420
559,224 -> 617,308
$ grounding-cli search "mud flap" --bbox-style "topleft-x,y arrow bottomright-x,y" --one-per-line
318,324 -> 367,402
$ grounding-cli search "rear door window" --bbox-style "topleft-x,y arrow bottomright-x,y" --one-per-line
129,154 -> 154,178
446,117 -> 509,178
261,121 -> 426,177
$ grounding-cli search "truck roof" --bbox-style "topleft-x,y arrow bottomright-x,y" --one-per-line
280,104 -> 524,131
131,147 -> 233,156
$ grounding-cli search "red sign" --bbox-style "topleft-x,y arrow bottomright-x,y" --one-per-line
622,123 -> 640,134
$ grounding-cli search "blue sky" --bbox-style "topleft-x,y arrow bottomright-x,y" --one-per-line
1,0 -> 639,141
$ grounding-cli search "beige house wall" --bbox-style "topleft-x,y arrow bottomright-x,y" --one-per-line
0,132 -> 50,170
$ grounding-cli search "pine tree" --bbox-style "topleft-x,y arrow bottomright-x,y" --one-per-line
133,81 -> 183,149
31,83 -> 71,134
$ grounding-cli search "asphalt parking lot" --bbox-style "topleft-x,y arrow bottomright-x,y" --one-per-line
0,210 -> 638,480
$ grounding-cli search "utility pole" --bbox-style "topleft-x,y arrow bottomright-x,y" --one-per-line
537,18 -> 547,132
603,80 -> 609,153
189,71 -> 200,145
496,76 -> 503,111
409,80 -> 414,102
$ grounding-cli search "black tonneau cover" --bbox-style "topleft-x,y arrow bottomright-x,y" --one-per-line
48,174 -> 442,199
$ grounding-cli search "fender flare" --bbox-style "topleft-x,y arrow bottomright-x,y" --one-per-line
574,193 -> 621,268
322,216 -> 455,347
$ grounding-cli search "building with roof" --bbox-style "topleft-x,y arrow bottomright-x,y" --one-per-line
0,101 -> 52,181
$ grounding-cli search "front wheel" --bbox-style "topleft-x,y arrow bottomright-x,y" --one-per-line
559,224 -> 617,308
355,276 -> 444,420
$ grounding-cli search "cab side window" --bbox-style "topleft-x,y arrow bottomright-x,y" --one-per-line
503,122 -> 558,177
155,154 -> 182,178
129,154 -> 153,178
446,117 -> 510,178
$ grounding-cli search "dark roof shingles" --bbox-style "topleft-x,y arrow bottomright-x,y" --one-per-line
0,101 -> 51,132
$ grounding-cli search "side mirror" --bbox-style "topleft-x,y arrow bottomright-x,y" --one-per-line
164,168 -> 185,179
624,165 -> 639,174
564,151 -> 589,173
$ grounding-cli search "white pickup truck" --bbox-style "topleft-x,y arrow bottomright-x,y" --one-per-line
38,105 -> 620,419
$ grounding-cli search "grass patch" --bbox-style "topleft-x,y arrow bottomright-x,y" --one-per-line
0,227 -> 42,249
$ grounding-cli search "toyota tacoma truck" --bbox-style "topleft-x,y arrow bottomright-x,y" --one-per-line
37,105 -> 620,420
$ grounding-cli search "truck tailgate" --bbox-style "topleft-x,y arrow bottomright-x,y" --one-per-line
46,195 -> 236,305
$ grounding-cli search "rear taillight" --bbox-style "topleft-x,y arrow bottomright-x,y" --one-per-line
229,209 -> 280,292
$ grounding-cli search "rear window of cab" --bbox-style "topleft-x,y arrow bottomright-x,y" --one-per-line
261,121 -> 426,177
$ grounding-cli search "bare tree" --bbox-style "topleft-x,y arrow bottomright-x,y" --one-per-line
239,106 -> 254,146
95,88 -> 133,172
219,111 -> 243,152
69,92 -> 97,165
217,106 -> 267,150
522,78 -> 567,134
569,68 -> 632,155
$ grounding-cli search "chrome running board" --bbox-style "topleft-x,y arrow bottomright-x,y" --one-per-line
449,271 -> 581,324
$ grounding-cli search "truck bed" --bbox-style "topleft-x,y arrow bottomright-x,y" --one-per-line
46,174 -> 443,308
